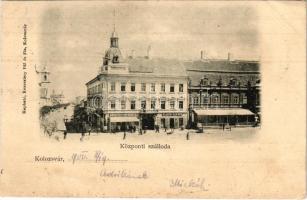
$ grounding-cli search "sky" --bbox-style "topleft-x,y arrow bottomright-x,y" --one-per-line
38,2 -> 260,101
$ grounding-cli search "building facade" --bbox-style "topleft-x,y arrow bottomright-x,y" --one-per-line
185,58 -> 260,127
86,29 -> 189,132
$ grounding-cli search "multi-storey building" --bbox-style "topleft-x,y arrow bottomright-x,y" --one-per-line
86,29 -> 189,132
185,56 -> 260,127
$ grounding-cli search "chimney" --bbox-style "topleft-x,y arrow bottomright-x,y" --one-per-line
129,50 -> 135,59
227,52 -> 232,61
146,45 -> 151,59
201,50 -> 207,60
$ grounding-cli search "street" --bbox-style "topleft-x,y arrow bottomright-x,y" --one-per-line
42,127 -> 259,144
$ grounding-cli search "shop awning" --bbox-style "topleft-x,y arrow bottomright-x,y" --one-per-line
110,117 -> 139,123
193,108 -> 254,116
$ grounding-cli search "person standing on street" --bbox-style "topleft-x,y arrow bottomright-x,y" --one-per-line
58,118 -> 67,140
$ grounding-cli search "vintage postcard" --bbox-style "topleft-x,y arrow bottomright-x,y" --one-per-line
0,1 -> 306,198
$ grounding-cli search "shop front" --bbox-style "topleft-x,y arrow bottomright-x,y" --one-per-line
156,112 -> 188,129
192,108 -> 255,127
108,113 -> 139,132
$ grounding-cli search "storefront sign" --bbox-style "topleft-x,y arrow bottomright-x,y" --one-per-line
161,113 -> 183,117
110,113 -> 138,117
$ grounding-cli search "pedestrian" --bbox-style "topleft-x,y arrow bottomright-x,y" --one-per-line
58,118 -> 67,140
157,125 -> 160,133
88,122 -> 92,136
80,121 -> 86,141
123,132 -> 126,140
64,130 -> 67,140
186,131 -> 190,140
222,123 -> 225,131
80,132 -> 85,142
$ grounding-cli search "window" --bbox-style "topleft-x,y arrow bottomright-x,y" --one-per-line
141,83 -> 146,92
229,78 -> 237,86
256,94 -> 260,105
151,83 -> 155,92
161,83 -> 165,92
121,82 -> 126,92
193,97 -> 199,105
121,100 -> 126,110
111,82 -> 115,91
232,95 -> 239,104
161,101 -> 166,110
179,101 -> 183,109
222,95 -> 229,104
95,98 -> 101,108
179,118 -> 183,126
203,95 -> 209,104
98,84 -> 102,93
130,100 -> 136,110
141,100 -> 146,109
151,100 -> 156,109
170,101 -> 175,109
111,100 -> 115,109
242,94 -> 247,104
211,95 -> 219,104
131,83 -> 135,92
170,84 -> 175,93
179,84 -> 183,92
113,56 -> 119,63
201,78 -> 208,86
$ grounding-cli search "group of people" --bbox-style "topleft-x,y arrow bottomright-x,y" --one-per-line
119,125 -> 137,133
58,119 -> 193,141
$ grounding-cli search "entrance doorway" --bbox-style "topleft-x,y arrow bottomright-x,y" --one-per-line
141,114 -> 155,130
170,118 -> 175,128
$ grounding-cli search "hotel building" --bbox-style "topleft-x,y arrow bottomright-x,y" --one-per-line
86,29 -> 189,132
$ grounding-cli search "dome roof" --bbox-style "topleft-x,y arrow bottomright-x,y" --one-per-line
104,47 -> 123,62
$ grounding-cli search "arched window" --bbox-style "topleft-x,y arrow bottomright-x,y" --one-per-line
229,78 -> 237,86
201,78 -> 209,86
113,56 -> 119,63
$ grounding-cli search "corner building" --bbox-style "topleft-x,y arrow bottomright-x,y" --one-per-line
86,30 -> 189,132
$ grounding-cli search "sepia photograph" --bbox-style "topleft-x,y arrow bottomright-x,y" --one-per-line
37,3 -> 261,143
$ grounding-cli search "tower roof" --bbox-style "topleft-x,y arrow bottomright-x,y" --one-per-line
111,30 -> 118,38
